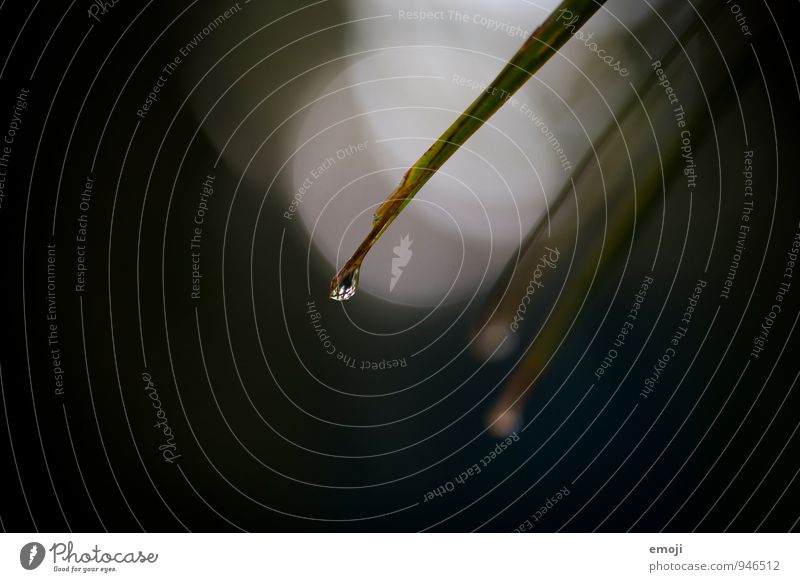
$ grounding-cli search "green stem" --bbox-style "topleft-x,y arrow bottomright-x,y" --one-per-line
330,0 -> 607,300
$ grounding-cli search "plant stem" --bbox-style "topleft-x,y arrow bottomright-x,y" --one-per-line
329,0 -> 607,300
483,1 -> 753,435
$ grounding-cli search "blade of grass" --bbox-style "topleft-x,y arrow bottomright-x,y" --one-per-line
329,0 -> 608,300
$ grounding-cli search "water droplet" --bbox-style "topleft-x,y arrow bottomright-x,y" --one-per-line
329,265 -> 360,301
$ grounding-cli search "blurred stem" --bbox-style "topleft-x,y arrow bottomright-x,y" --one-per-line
330,0 -> 607,300
475,12 -> 708,344
485,2 -> 755,435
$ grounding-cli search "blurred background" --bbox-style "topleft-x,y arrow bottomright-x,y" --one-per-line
0,0 -> 799,532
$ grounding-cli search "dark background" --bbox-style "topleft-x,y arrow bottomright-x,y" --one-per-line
0,0 -> 799,532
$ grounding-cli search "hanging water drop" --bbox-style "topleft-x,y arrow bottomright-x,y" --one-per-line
329,264 -> 360,301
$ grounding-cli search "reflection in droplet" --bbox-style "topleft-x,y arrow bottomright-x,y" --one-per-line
329,264 -> 360,301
